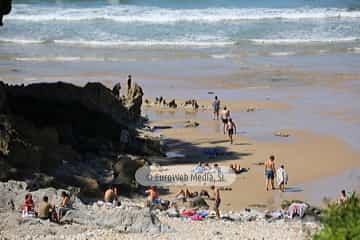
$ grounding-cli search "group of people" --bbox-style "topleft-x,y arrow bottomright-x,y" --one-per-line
112,74 -> 132,99
212,96 -> 237,144
21,191 -> 71,222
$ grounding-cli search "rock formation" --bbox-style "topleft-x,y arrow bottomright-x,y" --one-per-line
0,0 -> 12,26
0,81 -> 161,197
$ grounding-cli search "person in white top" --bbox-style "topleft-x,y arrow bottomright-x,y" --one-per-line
276,165 -> 288,192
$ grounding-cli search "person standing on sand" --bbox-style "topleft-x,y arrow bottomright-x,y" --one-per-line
226,118 -> 237,144
276,165 -> 288,192
220,107 -> 230,134
265,155 -> 276,191
212,96 -> 221,120
112,82 -> 121,99
127,74 -> 132,94
210,185 -> 221,219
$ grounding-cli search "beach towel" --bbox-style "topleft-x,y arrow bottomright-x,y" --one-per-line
191,215 -> 203,221
181,210 -> 196,217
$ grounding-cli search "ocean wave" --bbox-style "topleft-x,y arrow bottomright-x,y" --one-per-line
0,38 -> 47,44
9,6 -> 360,23
54,39 -> 234,47
251,37 -> 359,44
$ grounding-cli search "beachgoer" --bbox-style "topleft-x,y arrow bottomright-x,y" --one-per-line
210,186 -> 221,219
145,186 -> 160,206
276,165 -> 288,192
175,188 -> 198,199
221,107 -> 230,134
230,163 -> 246,174
112,82 -> 121,99
338,190 -> 348,204
265,155 -> 276,191
226,118 -> 237,144
127,74 -> 132,94
37,196 -> 53,220
193,162 -> 205,173
212,96 -> 221,120
104,186 -> 118,204
58,191 -> 71,219
22,193 -> 34,213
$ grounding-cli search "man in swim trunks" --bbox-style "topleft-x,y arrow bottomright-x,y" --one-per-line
220,107 -> 230,134
104,186 -> 118,204
265,155 -> 276,191
210,185 -> 221,219
226,118 -> 237,144
212,96 -> 221,120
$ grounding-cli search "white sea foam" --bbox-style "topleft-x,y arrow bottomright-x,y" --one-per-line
54,39 -> 234,47
0,38 -> 47,44
252,37 -> 359,44
9,5 -> 360,23
270,51 -> 296,56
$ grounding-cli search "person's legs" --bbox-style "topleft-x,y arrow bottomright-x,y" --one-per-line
214,199 -> 221,219
271,175 -> 275,190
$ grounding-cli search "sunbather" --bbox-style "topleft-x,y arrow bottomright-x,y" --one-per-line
229,164 -> 247,174
22,193 -> 35,214
104,186 -> 119,205
58,191 -> 71,219
146,186 -> 160,206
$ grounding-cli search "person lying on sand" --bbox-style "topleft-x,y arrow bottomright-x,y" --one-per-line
265,155 -> 276,191
226,118 -> 237,144
210,185 -> 221,219
229,164 -> 247,174
221,107 -> 230,134
175,188 -> 198,199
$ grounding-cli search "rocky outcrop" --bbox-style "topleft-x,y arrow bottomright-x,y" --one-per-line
0,81 -> 160,196
0,0 -> 12,26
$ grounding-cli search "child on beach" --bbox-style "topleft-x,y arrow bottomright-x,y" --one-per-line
226,118 -> 237,144
276,165 -> 288,192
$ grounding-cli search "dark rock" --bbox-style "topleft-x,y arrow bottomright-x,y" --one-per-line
0,0 -> 12,26
184,120 -> 200,128
0,81 -> 159,197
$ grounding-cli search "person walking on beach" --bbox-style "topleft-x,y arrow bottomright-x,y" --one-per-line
127,74 -> 132,94
226,118 -> 236,144
265,155 -> 276,191
212,96 -> 221,120
221,107 -> 230,134
210,185 -> 221,219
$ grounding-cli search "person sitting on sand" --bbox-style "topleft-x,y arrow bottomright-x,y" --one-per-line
22,193 -> 35,214
58,191 -> 71,219
221,107 -> 230,134
276,165 -> 288,192
37,196 -> 54,220
145,186 -> 160,206
193,162 -> 206,173
226,118 -> 237,144
104,186 -> 118,204
212,96 -> 221,120
265,155 -> 276,191
127,74 -> 132,94
338,190 -> 349,204
210,186 -> 221,219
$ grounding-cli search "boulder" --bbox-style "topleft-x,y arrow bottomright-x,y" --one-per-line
0,0 -> 12,26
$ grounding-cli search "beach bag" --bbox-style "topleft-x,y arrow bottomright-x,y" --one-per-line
181,210 -> 196,217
